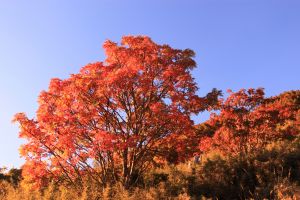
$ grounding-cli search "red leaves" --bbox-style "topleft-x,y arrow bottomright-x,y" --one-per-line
13,35 -> 299,188
198,89 -> 300,155
14,35 -> 219,187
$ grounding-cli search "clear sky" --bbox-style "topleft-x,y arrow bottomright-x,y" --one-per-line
0,0 -> 299,168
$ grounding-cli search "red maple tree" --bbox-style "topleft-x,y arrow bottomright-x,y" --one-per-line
14,36 -> 219,188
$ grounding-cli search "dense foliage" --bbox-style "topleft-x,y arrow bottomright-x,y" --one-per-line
1,136 -> 299,199
13,36 -> 219,188
7,36 -> 299,199
198,89 -> 299,155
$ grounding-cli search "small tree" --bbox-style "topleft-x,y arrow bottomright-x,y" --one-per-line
14,36 -> 219,188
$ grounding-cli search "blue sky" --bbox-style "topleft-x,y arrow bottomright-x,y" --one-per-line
0,0 -> 299,167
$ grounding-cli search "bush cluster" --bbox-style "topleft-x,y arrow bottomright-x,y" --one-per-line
1,137 -> 299,199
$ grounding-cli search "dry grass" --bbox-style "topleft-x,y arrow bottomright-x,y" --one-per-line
0,138 -> 299,200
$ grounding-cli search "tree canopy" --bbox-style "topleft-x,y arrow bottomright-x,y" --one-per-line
198,89 -> 300,155
13,35 -> 220,188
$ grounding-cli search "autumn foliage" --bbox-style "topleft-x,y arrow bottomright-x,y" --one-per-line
13,36 -> 220,188
198,89 -> 300,155
11,35 -> 300,198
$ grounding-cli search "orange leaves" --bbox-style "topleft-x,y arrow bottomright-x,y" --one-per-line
149,102 -> 165,113
14,35 -> 220,188
79,62 -> 104,76
93,130 -> 117,151
198,89 -> 300,155
21,160 -> 50,188
12,112 -> 27,124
